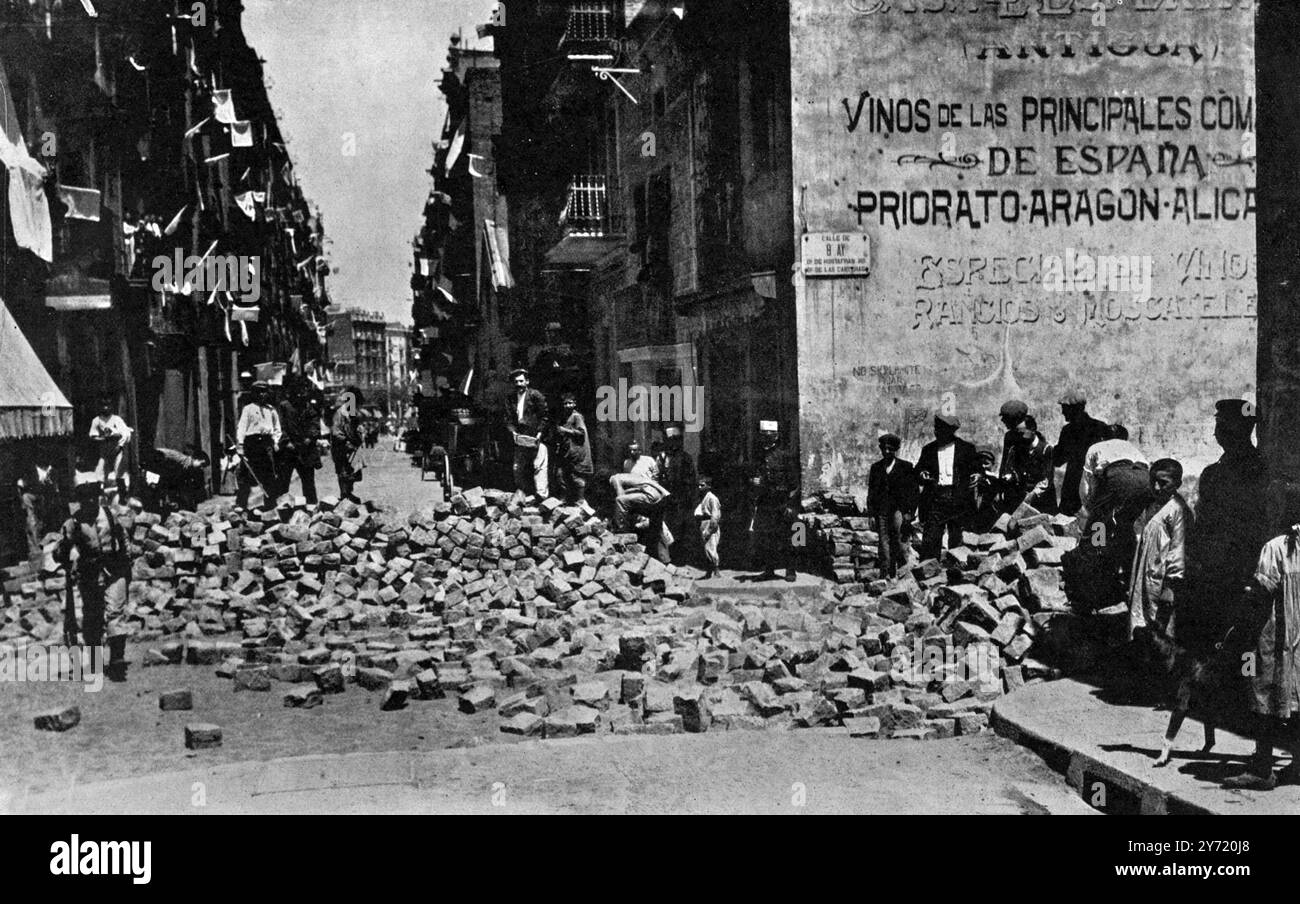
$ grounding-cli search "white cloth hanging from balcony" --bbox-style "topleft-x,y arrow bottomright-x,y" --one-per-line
0,60 -> 52,262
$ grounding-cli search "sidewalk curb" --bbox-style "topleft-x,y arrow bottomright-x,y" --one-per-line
991,693 -> 1212,815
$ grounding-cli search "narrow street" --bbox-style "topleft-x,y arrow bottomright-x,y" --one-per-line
3,448 -> 1091,815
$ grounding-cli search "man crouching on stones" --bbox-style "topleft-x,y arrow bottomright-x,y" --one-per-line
610,451 -> 672,563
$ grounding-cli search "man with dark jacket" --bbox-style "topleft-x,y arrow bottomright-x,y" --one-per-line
748,420 -> 800,582
330,390 -> 362,501
505,368 -> 550,499
867,433 -> 918,577
277,381 -> 322,504
916,413 -> 981,561
1053,389 -> 1109,515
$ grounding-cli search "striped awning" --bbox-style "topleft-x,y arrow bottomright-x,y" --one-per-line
0,296 -> 72,440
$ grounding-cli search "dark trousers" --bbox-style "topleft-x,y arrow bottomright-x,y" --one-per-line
874,510 -> 908,577
750,506 -> 795,575
554,465 -> 591,504
332,443 -> 357,499
1088,461 -> 1149,587
920,487 -> 965,561
236,436 -> 278,509
279,447 -> 319,504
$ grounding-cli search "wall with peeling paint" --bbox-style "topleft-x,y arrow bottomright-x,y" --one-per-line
789,0 -> 1256,494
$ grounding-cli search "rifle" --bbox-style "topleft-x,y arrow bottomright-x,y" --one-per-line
60,562 -> 78,647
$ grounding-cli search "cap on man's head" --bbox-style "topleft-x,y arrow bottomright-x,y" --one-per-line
665,426 -> 683,438
1059,389 -> 1087,406
1215,398 -> 1257,423
73,471 -> 102,493
252,380 -> 269,390
510,368 -> 529,378
934,413 -> 960,429
878,432 -> 901,449
999,399 -> 1028,420
758,420 -> 779,432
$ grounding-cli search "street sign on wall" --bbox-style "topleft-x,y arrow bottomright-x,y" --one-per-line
801,232 -> 871,277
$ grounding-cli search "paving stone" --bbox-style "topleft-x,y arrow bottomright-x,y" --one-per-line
184,723 -> 222,749
159,689 -> 193,711
284,686 -> 323,708
33,705 -> 80,732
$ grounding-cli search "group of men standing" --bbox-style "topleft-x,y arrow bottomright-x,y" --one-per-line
864,391 -> 1300,789
866,389 -> 1113,575
233,378 -> 366,508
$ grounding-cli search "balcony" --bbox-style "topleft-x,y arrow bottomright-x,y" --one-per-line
547,175 -> 626,269
558,1 -> 618,61
559,175 -> 622,237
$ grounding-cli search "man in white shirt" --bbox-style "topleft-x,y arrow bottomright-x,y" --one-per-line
1078,424 -> 1149,523
610,442 -> 672,562
235,381 -> 282,508
1078,423 -> 1151,592
505,368 -> 549,499
916,414 -> 980,560
89,396 -> 133,496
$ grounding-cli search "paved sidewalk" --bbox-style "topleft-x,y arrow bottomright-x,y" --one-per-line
993,678 -> 1300,814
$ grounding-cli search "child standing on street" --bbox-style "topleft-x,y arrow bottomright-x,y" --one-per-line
694,475 -> 722,578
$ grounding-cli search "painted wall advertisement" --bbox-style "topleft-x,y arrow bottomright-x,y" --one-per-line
790,0 -> 1256,493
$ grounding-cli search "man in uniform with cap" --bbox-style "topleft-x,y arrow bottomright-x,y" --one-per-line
656,425 -> 697,561
747,420 -> 800,582
1186,399 -> 1270,646
916,413 -> 981,561
1052,389 -> 1109,516
867,433 -> 918,577
56,473 -> 131,679
505,368 -> 550,499
235,381 -> 282,509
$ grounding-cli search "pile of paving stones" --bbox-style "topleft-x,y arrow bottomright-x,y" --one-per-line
8,486 -> 1074,742
798,492 -> 877,583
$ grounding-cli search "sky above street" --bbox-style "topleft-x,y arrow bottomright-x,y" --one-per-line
244,0 -> 497,325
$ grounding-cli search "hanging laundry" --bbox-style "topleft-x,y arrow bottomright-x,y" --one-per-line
0,60 -> 52,262
234,191 -> 256,219
93,26 -> 113,96
444,119 -> 466,175
230,120 -> 253,147
212,89 -> 236,124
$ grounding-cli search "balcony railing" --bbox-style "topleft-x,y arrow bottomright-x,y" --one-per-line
559,175 -> 624,237
558,1 -> 617,60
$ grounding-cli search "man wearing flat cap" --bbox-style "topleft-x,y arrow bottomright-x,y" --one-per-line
1185,399 -> 1269,647
868,433 -> 918,577
997,399 -> 1028,483
505,368 -> 550,499
1052,389 -> 1108,516
916,413 -> 980,560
